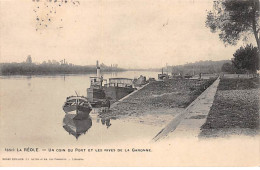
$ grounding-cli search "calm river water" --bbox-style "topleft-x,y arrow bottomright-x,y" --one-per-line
0,71 -> 163,147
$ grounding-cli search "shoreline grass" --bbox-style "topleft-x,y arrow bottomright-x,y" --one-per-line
200,78 -> 260,138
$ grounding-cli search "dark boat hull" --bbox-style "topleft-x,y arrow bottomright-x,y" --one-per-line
63,105 -> 77,113
104,86 -> 135,101
87,88 -> 106,102
63,105 -> 92,112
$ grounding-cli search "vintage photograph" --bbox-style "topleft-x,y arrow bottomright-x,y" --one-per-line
0,0 -> 259,167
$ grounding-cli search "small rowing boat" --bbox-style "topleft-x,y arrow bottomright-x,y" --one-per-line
63,95 -> 92,115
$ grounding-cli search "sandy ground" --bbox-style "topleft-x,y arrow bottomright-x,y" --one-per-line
119,108 -> 185,127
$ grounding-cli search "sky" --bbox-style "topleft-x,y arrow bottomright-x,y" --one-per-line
0,0 -> 256,69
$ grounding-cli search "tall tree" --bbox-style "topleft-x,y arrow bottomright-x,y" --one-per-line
206,0 -> 260,50
232,44 -> 259,73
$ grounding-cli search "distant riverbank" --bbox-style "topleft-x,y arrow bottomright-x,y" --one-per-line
0,63 -> 125,75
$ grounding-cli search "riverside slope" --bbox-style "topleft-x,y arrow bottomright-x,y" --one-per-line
153,78 -> 220,141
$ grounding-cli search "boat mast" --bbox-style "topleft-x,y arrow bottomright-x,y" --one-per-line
96,60 -> 100,78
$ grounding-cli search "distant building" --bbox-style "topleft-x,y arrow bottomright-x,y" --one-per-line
60,59 -> 67,65
26,55 -> 32,64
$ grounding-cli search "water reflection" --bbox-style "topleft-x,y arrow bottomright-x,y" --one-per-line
26,76 -> 32,87
62,108 -> 114,139
98,109 -> 113,128
101,118 -> 112,128
62,113 -> 92,139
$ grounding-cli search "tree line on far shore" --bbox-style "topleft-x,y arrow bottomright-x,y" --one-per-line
170,60 -> 231,75
0,58 -> 124,75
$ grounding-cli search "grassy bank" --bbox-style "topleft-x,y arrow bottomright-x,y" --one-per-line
99,78 -> 217,125
200,78 -> 260,138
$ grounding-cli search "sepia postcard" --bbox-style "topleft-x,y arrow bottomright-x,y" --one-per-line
0,0 -> 259,167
